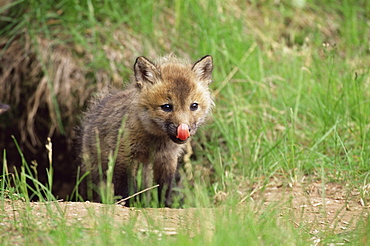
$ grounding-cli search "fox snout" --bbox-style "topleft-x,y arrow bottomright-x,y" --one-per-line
165,122 -> 193,144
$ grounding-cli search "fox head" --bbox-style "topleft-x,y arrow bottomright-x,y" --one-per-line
133,55 -> 214,144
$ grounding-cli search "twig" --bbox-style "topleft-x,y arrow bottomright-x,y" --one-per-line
115,184 -> 160,205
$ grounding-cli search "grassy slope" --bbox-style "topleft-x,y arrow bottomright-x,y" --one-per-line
1,0 -> 370,244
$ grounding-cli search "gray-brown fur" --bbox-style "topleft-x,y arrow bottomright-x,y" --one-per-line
78,55 -> 213,206
0,103 -> 10,114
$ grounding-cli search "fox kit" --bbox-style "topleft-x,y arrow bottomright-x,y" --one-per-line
78,55 -> 213,206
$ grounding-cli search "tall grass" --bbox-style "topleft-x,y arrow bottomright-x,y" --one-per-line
1,0 -> 369,244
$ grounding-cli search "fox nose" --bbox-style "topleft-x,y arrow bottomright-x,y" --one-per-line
176,123 -> 190,140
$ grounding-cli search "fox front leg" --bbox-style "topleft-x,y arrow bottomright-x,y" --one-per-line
153,156 -> 177,207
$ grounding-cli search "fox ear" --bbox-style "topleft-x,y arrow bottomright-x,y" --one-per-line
134,56 -> 160,88
192,55 -> 213,84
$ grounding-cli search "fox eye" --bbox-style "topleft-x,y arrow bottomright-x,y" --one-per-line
161,104 -> 173,112
190,103 -> 198,111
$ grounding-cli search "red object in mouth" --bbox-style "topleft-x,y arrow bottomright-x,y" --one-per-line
176,123 -> 190,140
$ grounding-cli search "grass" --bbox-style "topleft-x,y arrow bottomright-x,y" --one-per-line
1,0 -> 369,245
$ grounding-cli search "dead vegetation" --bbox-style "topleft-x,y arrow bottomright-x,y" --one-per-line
1,36 -> 90,148
0,32 -> 135,197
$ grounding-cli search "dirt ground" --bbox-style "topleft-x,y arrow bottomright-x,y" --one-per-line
250,180 -> 369,233
1,180 -> 369,241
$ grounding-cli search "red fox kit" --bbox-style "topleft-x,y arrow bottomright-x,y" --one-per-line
78,55 -> 213,206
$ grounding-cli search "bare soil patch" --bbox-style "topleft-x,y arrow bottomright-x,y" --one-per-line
250,180 -> 369,234
1,181 -> 368,241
